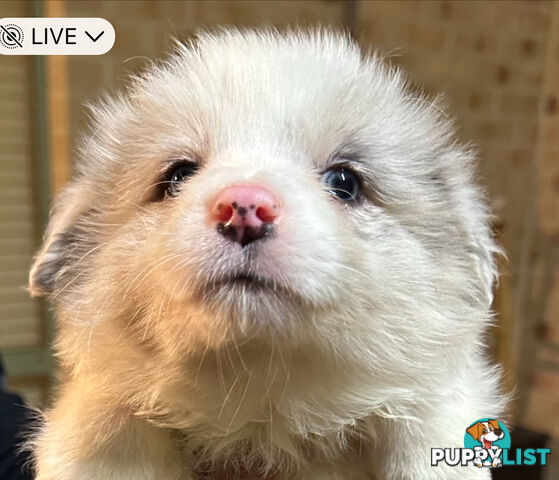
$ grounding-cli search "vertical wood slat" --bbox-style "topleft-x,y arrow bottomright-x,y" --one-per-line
45,0 -> 71,196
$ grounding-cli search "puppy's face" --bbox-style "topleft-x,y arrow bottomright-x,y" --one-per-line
30,31 -> 497,373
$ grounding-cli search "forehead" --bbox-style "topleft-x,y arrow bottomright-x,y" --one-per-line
86,30 -> 446,196
129,33 -> 381,159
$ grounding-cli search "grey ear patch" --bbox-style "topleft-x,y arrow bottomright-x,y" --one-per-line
29,210 -> 99,298
29,229 -> 85,297
29,237 -> 69,296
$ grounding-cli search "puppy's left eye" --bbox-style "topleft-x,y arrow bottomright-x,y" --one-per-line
321,167 -> 361,202
166,161 -> 199,197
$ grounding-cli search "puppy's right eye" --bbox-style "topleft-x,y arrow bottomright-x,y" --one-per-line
321,167 -> 361,202
165,161 -> 199,197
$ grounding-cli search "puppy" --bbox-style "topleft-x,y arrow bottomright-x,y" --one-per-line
29,29 -> 506,479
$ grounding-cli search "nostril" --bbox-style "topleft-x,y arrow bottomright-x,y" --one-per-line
214,203 -> 234,224
255,205 -> 277,224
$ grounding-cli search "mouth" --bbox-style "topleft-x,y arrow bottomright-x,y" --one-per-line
205,271 -> 281,294
483,439 -> 492,449
191,271 -> 299,315
221,272 -> 274,289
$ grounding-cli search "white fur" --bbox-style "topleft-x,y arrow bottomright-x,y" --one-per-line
29,28 -> 506,479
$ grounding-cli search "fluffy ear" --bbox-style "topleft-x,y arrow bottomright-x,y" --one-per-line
439,148 -> 501,309
466,423 -> 481,441
28,183 -> 95,298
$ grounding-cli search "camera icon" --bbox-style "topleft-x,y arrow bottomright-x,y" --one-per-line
0,23 -> 24,49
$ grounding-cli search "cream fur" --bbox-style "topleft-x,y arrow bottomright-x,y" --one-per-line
29,28 -> 506,480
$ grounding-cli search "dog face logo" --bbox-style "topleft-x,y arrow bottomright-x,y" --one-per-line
464,418 -> 510,468
466,419 -> 505,450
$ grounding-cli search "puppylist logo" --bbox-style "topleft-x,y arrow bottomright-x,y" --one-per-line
431,418 -> 551,468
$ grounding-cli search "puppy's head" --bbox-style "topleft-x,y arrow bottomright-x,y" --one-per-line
30,30 -> 498,373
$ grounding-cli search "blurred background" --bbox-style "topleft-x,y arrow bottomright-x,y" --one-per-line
0,0 -> 558,478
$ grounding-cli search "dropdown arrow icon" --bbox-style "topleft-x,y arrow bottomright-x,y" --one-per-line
85,31 -> 104,42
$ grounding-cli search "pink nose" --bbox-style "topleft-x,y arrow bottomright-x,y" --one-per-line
209,185 -> 280,246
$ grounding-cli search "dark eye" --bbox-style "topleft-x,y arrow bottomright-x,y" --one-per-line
166,161 -> 199,197
321,167 -> 361,202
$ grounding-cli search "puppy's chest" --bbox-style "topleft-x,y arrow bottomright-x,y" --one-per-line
174,349 -> 372,477
194,464 -> 279,480
187,430 -> 369,480
181,415 -> 363,480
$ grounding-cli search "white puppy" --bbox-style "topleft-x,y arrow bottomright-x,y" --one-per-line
29,29 -> 506,479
